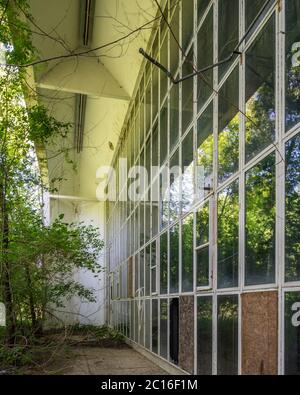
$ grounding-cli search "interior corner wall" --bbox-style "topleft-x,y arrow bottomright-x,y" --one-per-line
49,199 -> 106,327
242,291 -> 278,375
179,296 -> 194,374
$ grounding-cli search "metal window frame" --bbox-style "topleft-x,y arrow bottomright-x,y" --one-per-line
105,0 -> 300,376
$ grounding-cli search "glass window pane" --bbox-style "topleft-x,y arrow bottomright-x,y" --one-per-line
245,0 -> 273,32
198,0 -> 210,24
197,296 -> 213,375
217,295 -> 239,375
145,82 -> 151,133
245,153 -> 276,286
218,67 -> 239,184
218,0 -> 239,80
152,61 -> 159,122
245,15 -> 276,162
218,180 -> 239,289
139,300 -> 145,346
286,0 -> 300,131
197,7 -> 213,111
160,32 -> 168,102
170,5 -> 180,75
182,129 -> 195,214
160,104 -> 168,166
145,299 -> 151,349
139,250 -> 144,293
197,247 -> 209,288
160,232 -> 168,295
152,177 -> 159,236
152,122 -> 159,179
170,224 -> 179,293
140,202 -> 145,247
182,0 -> 194,51
182,48 -> 194,133
182,214 -> 194,292
285,292 -> 300,375
145,245 -> 151,296
151,241 -> 157,294
170,83 -> 179,152
285,133 -> 300,282
196,202 -> 210,288
170,149 -> 180,221
152,299 -> 158,354
197,103 -> 213,199
160,299 -> 168,359
160,167 -> 169,229
196,202 -> 209,247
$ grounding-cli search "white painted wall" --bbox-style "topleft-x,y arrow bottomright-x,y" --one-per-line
48,198 -> 107,327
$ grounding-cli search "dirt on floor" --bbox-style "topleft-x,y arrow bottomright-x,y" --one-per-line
62,346 -> 168,375
5,331 -> 167,375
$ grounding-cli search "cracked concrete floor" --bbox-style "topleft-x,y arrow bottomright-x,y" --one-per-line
63,346 -> 168,375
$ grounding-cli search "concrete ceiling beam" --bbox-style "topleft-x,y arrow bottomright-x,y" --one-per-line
36,56 -> 130,101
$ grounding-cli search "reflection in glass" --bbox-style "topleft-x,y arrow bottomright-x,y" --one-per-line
145,245 -> 151,296
170,83 -> 179,152
197,247 -> 209,288
152,61 -> 159,122
160,232 -> 168,295
169,149 -> 180,222
139,300 -> 145,346
197,103 -> 213,200
182,0 -> 194,51
198,0 -> 210,24
152,299 -> 158,354
170,224 -> 179,294
285,134 -> 300,282
170,6 -> 179,75
245,15 -> 275,162
217,295 -> 239,375
160,167 -> 169,229
196,202 -> 210,288
218,0 -> 239,80
218,67 -> 239,184
151,241 -> 157,294
145,299 -> 151,350
182,48 -> 194,133
197,7 -> 213,111
145,82 -> 151,134
140,201 -> 145,247
139,250 -> 144,294
218,181 -> 239,289
152,177 -> 159,236
285,292 -> 300,375
245,153 -> 276,286
134,299 -> 139,343
160,299 -> 168,359
182,129 -> 194,214
160,32 -> 168,102
286,0 -> 300,131
197,297 -> 213,375
160,105 -> 168,166
152,123 -> 159,182
245,0 -> 273,32
182,214 -> 194,293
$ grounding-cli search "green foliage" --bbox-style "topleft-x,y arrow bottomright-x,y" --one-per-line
0,1 -> 105,344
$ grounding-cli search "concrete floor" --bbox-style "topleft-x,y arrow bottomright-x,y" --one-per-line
64,347 -> 168,375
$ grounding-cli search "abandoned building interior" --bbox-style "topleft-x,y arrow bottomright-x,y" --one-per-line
26,0 -> 300,375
